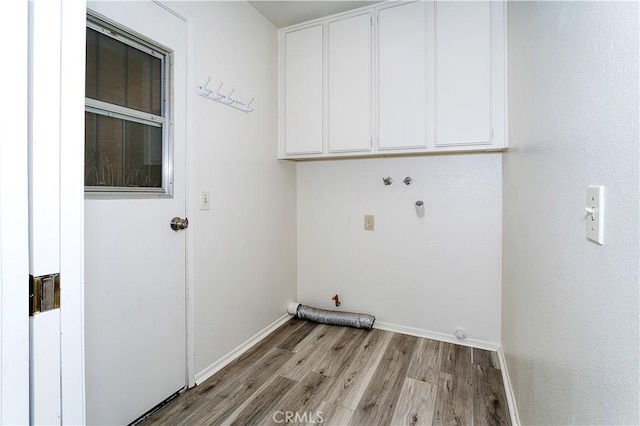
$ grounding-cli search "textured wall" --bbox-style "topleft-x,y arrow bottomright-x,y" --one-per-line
503,2 -> 639,424
297,154 -> 503,345
179,1 -> 298,376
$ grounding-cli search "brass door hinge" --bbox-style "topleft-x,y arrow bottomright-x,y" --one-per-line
29,274 -> 60,316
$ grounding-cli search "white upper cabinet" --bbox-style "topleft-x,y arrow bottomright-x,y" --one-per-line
277,1 -> 507,160
435,1 -> 491,147
434,1 -> 506,149
378,2 -> 428,151
328,13 -> 372,153
280,25 -> 323,156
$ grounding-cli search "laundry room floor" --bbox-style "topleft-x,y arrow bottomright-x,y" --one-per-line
141,318 -> 510,425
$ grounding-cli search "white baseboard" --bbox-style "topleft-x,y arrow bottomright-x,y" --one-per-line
374,321 -> 500,351
497,346 -> 520,426
194,313 -> 293,385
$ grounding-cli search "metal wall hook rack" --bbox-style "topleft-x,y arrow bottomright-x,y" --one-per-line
196,77 -> 254,113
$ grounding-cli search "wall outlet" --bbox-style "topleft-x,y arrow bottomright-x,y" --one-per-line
364,214 -> 374,231
200,191 -> 210,210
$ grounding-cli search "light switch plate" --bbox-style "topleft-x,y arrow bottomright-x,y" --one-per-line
586,185 -> 604,244
200,191 -> 210,210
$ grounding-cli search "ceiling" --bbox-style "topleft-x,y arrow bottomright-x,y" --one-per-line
248,1 -> 382,28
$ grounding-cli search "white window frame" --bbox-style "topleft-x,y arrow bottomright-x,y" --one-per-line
85,12 -> 173,198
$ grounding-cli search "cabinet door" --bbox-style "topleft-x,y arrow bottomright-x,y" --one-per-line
378,2 -> 427,151
328,13 -> 372,152
435,1 -> 491,146
284,25 -> 323,155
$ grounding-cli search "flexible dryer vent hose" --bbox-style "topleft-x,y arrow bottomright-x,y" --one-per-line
287,302 -> 375,330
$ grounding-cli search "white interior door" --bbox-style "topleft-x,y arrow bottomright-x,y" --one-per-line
84,2 -> 187,424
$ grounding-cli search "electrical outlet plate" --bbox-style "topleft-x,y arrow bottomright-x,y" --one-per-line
200,191 -> 210,210
586,185 -> 604,244
364,214 -> 374,231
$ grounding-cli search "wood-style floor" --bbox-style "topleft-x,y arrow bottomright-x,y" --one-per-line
142,319 -> 510,425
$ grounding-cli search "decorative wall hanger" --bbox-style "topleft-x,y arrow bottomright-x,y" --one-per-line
196,77 -> 254,113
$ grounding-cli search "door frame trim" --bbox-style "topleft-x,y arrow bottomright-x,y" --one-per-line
0,0 -> 30,422
60,0 -> 88,422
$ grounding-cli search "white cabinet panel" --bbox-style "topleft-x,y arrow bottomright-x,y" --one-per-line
328,13 -> 372,152
277,0 -> 506,160
435,1 -> 491,146
284,25 -> 323,155
378,2 -> 427,150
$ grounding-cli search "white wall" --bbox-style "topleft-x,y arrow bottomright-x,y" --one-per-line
297,154 -> 502,346
503,2 -> 639,424
179,2 -> 297,376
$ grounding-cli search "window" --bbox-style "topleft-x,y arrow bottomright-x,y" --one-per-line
85,14 -> 171,196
